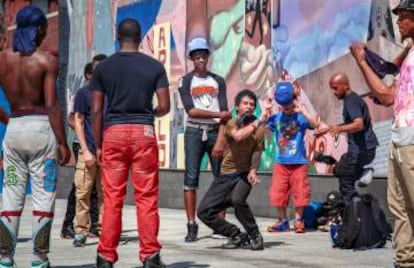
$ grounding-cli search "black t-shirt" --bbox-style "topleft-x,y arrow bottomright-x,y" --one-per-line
343,91 -> 378,152
74,85 -> 96,154
91,52 -> 169,127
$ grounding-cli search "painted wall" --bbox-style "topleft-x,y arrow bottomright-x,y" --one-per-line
0,0 -> 403,177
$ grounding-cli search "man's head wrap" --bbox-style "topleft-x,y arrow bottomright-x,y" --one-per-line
13,5 -> 47,54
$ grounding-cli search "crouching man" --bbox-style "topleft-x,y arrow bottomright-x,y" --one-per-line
197,89 -> 266,250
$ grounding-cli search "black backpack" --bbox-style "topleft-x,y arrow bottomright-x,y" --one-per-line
336,194 -> 392,250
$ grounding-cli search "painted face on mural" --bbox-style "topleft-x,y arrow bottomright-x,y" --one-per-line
191,50 -> 209,72
236,96 -> 256,117
397,11 -> 414,42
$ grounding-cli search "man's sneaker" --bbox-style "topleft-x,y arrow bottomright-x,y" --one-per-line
143,251 -> 166,268
249,233 -> 264,250
221,232 -> 250,249
267,219 -> 290,232
211,231 -> 226,239
96,254 -> 113,268
184,222 -> 198,242
31,258 -> 51,268
60,223 -> 75,239
294,219 -> 306,234
73,233 -> 87,247
357,168 -> 374,187
0,261 -> 16,268
89,224 -> 100,238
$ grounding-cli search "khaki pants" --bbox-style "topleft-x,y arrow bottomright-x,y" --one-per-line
74,150 -> 103,235
388,143 -> 414,267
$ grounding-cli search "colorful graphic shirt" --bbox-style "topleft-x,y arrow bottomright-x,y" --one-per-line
267,112 -> 310,164
178,72 -> 228,125
392,48 -> 414,145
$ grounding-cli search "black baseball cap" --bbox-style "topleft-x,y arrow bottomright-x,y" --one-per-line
365,49 -> 400,78
392,0 -> 414,15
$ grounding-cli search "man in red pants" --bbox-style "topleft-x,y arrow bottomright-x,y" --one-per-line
91,18 -> 170,268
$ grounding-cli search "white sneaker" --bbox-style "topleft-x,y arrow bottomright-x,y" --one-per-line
359,168 -> 374,186
211,232 -> 227,239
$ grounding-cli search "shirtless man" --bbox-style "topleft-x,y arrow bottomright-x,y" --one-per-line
0,6 -> 69,268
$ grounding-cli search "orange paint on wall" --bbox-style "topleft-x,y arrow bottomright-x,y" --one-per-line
86,0 -> 94,49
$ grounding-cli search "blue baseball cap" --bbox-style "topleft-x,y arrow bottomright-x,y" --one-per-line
274,82 -> 294,106
187,37 -> 210,56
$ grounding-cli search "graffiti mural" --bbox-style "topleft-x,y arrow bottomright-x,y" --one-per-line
0,0 -> 405,177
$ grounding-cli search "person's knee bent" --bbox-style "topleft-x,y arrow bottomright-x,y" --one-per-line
231,196 -> 247,208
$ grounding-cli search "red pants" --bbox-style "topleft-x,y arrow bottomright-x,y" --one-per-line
97,124 -> 161,263
269,163 -> 310,207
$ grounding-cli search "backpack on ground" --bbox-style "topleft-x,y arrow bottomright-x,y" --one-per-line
332,193 -> 392,250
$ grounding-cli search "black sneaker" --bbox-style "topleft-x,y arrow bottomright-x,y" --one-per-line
96,254 -> 113,268
250,233 -> 264,250
89,224 -> 100,238
184,222 -> 198,242
73,234 -> 87,247
221,232 -> 250,249
314,152 -> 337,165
60,223 -> 75,239
143,252 -> 166,268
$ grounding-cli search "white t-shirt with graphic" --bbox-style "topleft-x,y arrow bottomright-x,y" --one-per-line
187,75 -> 220,125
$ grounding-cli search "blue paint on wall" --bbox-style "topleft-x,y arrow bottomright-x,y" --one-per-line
115,0 -> 162,51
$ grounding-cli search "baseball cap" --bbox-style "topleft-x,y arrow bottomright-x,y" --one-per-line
274,82 -> 294,106
365,49 -> 400,78
392,0 -> 414,15
187,37 -> 210,56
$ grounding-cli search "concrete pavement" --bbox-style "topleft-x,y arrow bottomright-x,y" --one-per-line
11,198 -> 394,268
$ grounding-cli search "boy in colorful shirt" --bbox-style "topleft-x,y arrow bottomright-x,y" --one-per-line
266,82 -> 320,233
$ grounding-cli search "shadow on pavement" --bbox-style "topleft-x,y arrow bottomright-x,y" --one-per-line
135,261 -> 210,268
120,235 -> 139,245
54,265 -> 95,268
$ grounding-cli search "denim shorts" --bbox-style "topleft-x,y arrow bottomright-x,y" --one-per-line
184,126 -> 221,190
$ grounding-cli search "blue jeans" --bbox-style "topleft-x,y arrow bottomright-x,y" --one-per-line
184,126 -> 221,189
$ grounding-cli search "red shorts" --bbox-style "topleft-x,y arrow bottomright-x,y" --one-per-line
269,163 -> 310,207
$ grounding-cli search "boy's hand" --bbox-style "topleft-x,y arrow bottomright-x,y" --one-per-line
83,149 -> 96,169
212,141 -> 224,159
293,98 -> 305,113
247,169 -> 260,185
